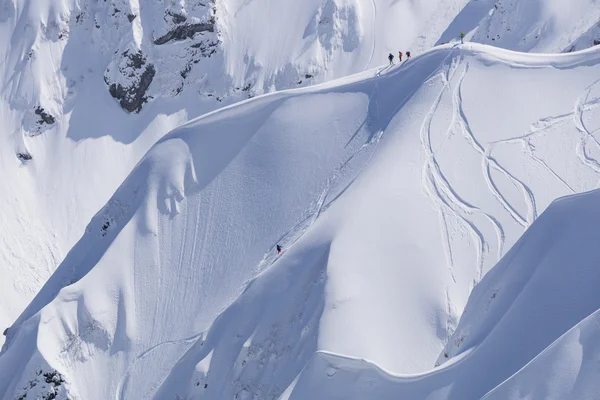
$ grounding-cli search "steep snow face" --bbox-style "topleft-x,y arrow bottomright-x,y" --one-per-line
282,188 -> 600,400
482,307 -> 600,400
2,43 -> 600,400
469,0 -> 600,53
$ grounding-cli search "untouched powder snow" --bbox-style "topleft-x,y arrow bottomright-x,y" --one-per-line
468,0 -> 600,53
2,42 -> 600,399
482,306 -> 600,400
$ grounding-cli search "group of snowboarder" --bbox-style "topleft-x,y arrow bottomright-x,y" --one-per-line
388,50 -> 411,65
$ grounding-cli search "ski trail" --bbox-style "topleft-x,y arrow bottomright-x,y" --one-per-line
453,63 -> 507,275
574,81 -> 600,176
576,139 -> 600,174
115,335 -> 203,400
444,286 -> 456,345
492,113 -> 573,145
523,141 -> 577,194
488,156 -> 537,223
375,65 -> 392,77
419,58 -> 459,281
419,55 -> 489,286
457,93 -> 534,229
439,211 -> 456,284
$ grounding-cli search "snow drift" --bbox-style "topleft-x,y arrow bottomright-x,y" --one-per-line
2,42 -> 600,399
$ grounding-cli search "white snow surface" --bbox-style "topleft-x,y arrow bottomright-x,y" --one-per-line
282,188 -> 600,399
482,306 -> 600,400
467,0 -> 600,53
0,0 -> 477,347
1,0 -> 599,351
2,42 -> 600,399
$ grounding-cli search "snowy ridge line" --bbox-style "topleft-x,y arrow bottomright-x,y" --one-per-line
457,42 -> 600,67
480,306 -> 600,399
288,300 -> 600,398
154,43 -> 600,146
302,348 -> 474,382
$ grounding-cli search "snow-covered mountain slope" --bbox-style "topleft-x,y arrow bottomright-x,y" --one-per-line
442,0 -> 600,53
2,42 -> 600,399
282,188 -> 600,400
2,0 -> 600,349
0,0 -> 478,346
482,307 -> 600,400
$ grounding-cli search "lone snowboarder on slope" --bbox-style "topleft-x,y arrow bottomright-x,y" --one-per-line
388,53 -> 394,65
277,244 -> 282,255
406,51 -> 411,60
398,51 -> 403,62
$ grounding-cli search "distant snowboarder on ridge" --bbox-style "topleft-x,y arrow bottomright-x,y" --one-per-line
388,53 -> 394,65
398,51 -> 403,62
277,244 -> 282,255
406,51 -> 411,60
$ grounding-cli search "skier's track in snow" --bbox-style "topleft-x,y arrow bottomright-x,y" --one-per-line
574,79 -> 600,177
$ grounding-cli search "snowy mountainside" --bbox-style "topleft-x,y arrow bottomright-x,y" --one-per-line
2,0 -> 600,348
482,306 -> 600,400
282,188 -> 600,400
2,43 -> 600,399
0,0 -> 477,346
440,0 -> 600,53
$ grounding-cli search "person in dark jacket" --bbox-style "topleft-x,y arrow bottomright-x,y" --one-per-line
388,53 -> 394,65
277,244 -> 282,255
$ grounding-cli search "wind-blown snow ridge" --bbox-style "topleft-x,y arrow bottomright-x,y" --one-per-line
282,188 -> 600,399
2,43 -> 600,400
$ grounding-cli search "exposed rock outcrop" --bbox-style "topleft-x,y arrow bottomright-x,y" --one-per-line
154,21 -> 215,45
104,50 -> 156,113
34,106 -> 55,125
